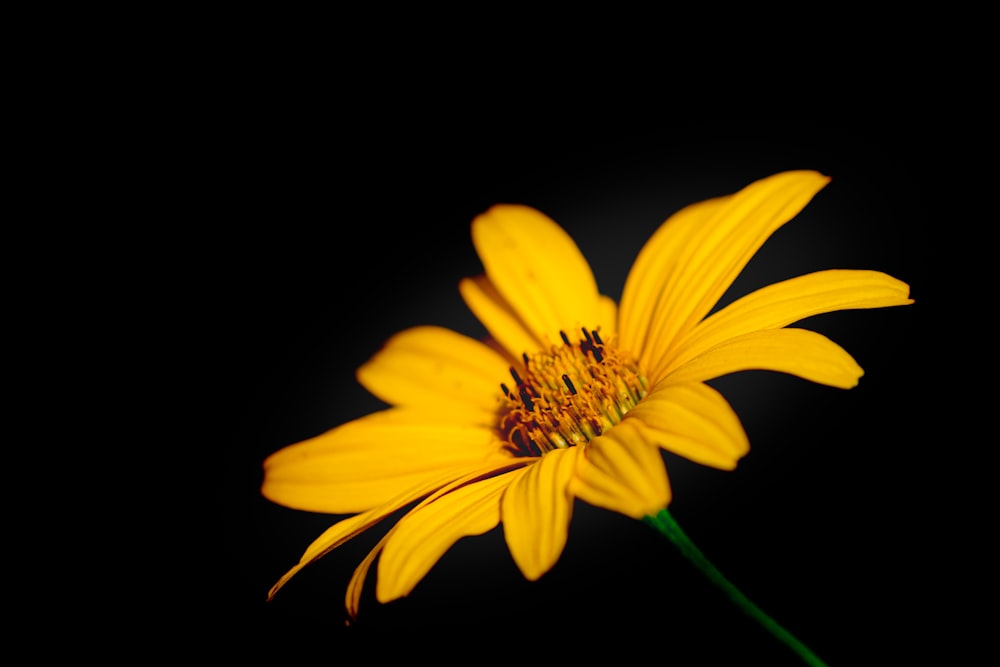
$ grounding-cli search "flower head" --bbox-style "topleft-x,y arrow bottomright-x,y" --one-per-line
262,170 -> 912,621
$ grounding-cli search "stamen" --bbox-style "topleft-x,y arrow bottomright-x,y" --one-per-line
497,328 -> 647,457
518,387 -> 535,412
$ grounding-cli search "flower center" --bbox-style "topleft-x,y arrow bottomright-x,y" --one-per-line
498,328 -> 648,457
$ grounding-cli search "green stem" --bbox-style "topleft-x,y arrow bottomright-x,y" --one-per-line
642,508 -> 829,667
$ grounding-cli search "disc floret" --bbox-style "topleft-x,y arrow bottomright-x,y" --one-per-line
498,328 -> 648,457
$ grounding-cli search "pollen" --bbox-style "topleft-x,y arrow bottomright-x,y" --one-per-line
498,328 -> 648,457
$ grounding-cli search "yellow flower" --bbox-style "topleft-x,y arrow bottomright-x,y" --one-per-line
261,169 -> 913,622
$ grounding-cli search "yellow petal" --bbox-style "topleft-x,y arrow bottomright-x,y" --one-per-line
345,532 -> 385,622
270,512 -> 372,601
570,420 -> 671,518
267,466 -> 477,600
261,408 -> 512,513
376,471 -> 513,602
661,269 -> 913,381
344,460 -> 527,619
501,447 -> 581,581
618,194 -> 723,361
597,294 -> 618,340
626,383 -> 749,470
664,328 -> 864,389
619,171 -> 831,377
471,204 -> 600,345
356,325 -> 511,420
458,275 -> 547,359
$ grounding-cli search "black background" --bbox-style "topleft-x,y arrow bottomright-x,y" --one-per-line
195,117 -> 949,664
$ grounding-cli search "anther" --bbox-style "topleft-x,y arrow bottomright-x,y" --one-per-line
497,328 -> 648,458
519,387 -> 535,412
